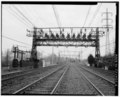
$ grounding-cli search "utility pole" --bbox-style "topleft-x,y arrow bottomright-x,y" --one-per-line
52,46 -> 54,65
81,48 -> 82,60
13,46 -> 17,59
102,8 -> 113,56
79,51 -> 80,61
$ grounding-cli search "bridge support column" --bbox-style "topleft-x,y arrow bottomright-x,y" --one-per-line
95,28 -> 100,67
31,27 -> 38,68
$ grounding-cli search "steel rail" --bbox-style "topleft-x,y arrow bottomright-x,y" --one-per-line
75,67 -> 104,96
50,65 -> 69,94
13,66 -> 65,94
2,69 -> 37,82
80,66 -> 114,85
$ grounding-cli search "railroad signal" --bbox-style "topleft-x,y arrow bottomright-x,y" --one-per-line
26,26 -> 112,68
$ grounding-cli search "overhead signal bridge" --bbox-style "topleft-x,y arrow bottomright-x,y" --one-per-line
27,27 -> 105,47
27,27 -> 111,68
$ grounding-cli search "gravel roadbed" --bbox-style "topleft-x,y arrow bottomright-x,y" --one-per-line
54,64 -> 99,95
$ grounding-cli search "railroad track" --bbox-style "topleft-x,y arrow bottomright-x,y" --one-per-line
2,67 -> 34,79
13,65 -> 69,94
76,65 -> 115,96
2,65 -> 61,82
2,65 -> 64,94
79,66 -> 114,84
2,70 -> 36,82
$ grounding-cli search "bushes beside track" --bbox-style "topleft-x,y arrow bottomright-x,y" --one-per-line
87,54 -> 115,70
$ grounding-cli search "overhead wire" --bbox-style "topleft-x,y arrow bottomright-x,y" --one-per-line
52,5 -> 61,27
2,35 -> 31,46
9,5 -> 33,28
12,5 -> 35,27
14,5 -> 36,27
3,6 -> 32,28
82,41 -> 115,55
32,7 -> 49,27
88,3 -> 102,27
82,5 -> 92,27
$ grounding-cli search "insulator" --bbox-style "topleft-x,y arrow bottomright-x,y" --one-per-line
62,28 -> 64,32
45,33 -> 49,39
80,29 -> 82,35
83,34 -> 86,39
67,33 -> 70,39
61,34 -> 65,39
71,28 -> 73,33
88,33 -> 91,40
85,28 -> 87,32
49,29 -> 52,34
90,28 -> 93,33
51,33 -> 55,39
60,29 -> 62,34
26,29 -> 30,32
103,31 -> 105,34
77,34 -> 80,39
56,33 -> 59,39
40,29 -> 43,33
72,33 -> 75,39
54,33 -> 56,39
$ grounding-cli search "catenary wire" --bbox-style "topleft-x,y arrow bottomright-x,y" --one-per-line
2,35 -> 31,46
88,3 -> 102,27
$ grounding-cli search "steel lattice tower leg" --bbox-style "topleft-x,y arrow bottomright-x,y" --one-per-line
95,28 -> 100,67
31,27 -> 38,68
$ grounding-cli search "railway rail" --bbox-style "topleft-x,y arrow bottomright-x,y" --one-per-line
2,70 -> 35,81
77,65 -> 115,95
2,65 -> 64,94
13,65 -> 69,94
79,66 -> 114,84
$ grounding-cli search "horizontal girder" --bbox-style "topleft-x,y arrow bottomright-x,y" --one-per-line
35,40 -> 96,47
36,38 -> 96,42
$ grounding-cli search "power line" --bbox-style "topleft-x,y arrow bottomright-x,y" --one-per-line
9,6 -> 33,28
88,3 -> 102,27
82,41 -> 115,54
3,6 -> 32,28
2,35 -> 31,46
12,5 -> 35,27
31,7 -> 49,26
82,6 -> 92,27
9,5 -> 33,27
52,5 -> 61,27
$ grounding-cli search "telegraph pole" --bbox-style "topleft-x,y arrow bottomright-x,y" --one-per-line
52,46 -> 54,65
102,8 -> 113,56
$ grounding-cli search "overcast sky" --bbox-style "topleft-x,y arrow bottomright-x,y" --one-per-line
2,3 -> 116,59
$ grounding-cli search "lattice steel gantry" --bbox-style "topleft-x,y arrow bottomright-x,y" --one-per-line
27,27 -> 109,68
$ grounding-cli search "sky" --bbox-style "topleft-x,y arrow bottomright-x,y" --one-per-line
2,3 -> 116,59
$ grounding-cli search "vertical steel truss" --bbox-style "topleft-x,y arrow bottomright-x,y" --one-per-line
95,28 -> 100,66
31,27 -> 37,61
